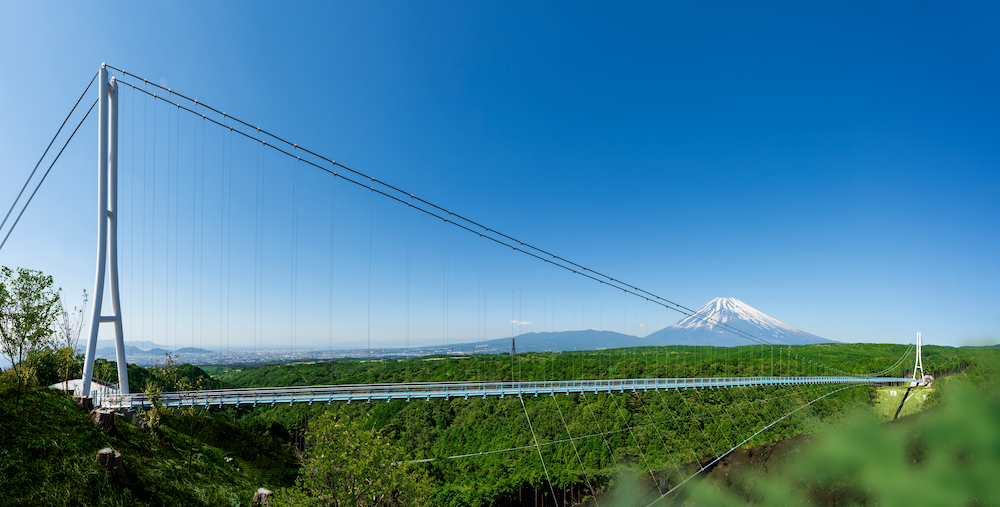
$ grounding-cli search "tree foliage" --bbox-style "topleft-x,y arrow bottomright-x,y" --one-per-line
52,288 -> 87,388
0,266 -> 60,402
274,412 -> 431,506
224,343 -> 996,506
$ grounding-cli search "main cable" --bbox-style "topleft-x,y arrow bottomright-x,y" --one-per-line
107,72 -> 894,378
104,68 -> 788,347
111,77 -> 774,348
0,98 -> 99,253
0,71 -> 98,239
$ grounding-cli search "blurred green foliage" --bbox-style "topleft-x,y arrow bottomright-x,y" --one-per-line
687,349 -> 1000,506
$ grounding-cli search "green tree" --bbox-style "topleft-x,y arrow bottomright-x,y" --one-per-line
52,288 -> 87,389
274,412 -> 431,507
0,266 -> 60,404
137,354 -> 206,438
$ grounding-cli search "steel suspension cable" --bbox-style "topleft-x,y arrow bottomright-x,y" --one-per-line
367,180 -> 373,378
520,395 -> 561,507
551,394 -> 600,506
635,390 -> 683,483
152,89 -> 157,353
199,113 -> 206,351
226,124 -> 233,352
166,92 -> 172,354
141,82 -> 148,351
103,68 -> 804,349
0,98 -> 99,253
254,140 -> 261,351
329,168 -> 338,356
0,71 -> 97,240
400,383 -> 836,464
107,72 -> 902,379
606,390 -> 662,495
291,154 -> 299,352
221,124 -> 228,356
405,197 -> 411,380
113,78 -> 768,351
643,383 -> 860,507
129,86 -> 136,353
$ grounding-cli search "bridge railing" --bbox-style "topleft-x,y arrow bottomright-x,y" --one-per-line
102,375 -> 913,409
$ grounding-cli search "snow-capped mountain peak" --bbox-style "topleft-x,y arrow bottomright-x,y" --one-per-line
674,297 -> 798,332
646,297 -> 834,346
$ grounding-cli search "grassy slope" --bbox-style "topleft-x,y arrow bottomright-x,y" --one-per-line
873,385 -> 933,420
0,386 -> 296,507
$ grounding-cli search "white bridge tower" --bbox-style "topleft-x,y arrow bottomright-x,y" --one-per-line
911,332 -> 927,387
81,64 -> 127,398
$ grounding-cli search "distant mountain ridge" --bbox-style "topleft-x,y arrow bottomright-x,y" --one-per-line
473,330 -> 657,353
92,345 -> 213,359
71,298 -> 832,361
78,340 -> 214,361
440,297 -> 833,352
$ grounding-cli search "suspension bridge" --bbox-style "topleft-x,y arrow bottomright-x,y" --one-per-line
110,375 -> 891,409
2,64 -> 928,505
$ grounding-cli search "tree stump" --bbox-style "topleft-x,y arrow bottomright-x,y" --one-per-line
91,409 -> 117,434
75,396 -> 93,412
251,487 -> 274,506
96,447 -> 130,486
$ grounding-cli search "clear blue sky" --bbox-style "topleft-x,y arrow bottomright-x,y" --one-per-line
1,1 -> 997,350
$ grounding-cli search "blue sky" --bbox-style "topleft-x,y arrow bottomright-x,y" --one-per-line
0,1 -> 997,350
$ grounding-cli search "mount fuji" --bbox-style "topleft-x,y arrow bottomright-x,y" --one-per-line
645,297 -> 835,346
434,297 -> 834,352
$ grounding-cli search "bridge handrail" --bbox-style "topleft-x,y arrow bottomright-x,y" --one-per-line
105,375 -> 914,409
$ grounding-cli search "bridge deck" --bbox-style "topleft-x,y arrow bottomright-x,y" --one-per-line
101,375 -> 913,409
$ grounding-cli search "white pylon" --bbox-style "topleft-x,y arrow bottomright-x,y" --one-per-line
81,64 -> 127,398
911,332 -> 925,385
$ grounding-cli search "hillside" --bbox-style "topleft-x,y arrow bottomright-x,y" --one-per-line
5,342 -> 991,506
0,386 -> 296,507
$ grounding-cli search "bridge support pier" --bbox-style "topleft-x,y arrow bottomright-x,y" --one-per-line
81,64 -> 128,398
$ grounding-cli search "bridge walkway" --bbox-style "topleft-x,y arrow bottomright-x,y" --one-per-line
100,375 -> 914,409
